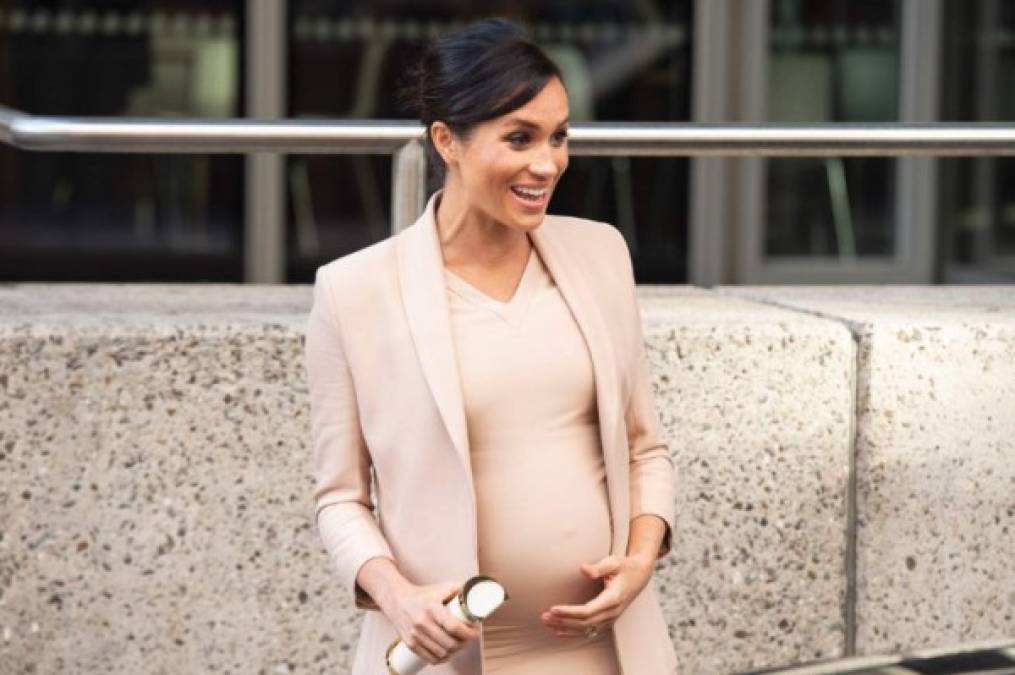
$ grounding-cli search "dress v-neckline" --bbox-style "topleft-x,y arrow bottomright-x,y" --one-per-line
444,248 -> 541,328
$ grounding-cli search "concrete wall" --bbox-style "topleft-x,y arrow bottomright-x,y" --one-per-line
718,286 -> 1015,662
0,283 -> 1011,674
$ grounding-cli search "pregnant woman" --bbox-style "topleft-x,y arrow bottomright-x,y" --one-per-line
304,17 -> 677,675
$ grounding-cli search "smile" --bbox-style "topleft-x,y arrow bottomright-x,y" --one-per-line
511,185 -> 549,209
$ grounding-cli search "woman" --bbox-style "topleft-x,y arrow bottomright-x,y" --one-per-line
305,17 -> 677,675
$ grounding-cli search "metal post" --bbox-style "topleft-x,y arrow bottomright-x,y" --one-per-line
897,0 -> 943,283
391,139 -> 428,234
245,0 -> 287,283
735,0 -> 770,284
972,0 -> 1000,267
690,0 -> 732,286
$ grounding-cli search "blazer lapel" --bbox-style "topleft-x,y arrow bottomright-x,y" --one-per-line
529,220 -> 626,550
396,191 -> 625,552
395,190 -> 473,482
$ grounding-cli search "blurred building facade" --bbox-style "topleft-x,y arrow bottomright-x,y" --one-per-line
0,0 -> 1012,285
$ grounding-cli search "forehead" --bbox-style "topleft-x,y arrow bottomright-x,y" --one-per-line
497,79 -> 569,129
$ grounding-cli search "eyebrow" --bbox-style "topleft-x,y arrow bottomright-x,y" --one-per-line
505,116 -> 570,129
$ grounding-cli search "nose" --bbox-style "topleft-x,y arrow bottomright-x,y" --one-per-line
529,145 -> 561,180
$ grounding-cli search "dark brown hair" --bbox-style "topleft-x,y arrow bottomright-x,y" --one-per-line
396,17 -> 564,190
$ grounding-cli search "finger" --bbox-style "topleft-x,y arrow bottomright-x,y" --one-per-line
441,615 -> 478,643
421,618 -> 459,652
410,625 -> 450,661
540,615 -> 583,639
546,620 -> 604,640
547,609 -> 617,632
440,584 -> 462,604
406,634 -> 443,665
434,606 -> 477,641
582,556 -> 621,579
542,605 -> 615,632
547,621 -> 587,638
550,588 -> 620,620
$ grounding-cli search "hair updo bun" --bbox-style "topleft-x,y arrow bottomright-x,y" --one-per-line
396,17 -> 564,189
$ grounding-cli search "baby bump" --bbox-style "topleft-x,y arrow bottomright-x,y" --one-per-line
471,428 -> 612,627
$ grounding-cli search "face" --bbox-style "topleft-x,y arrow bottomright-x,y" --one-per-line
433,76 -> 570,231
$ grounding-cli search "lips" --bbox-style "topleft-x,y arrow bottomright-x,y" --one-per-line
510,185 -> 549,208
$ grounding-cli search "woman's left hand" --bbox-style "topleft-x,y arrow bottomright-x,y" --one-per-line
539,553 -> 654,638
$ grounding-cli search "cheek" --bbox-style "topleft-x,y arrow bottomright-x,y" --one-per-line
556,149 -> 569,174
479,151 -> 526,190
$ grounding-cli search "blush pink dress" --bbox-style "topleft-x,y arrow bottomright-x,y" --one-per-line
443,242 -> 621,675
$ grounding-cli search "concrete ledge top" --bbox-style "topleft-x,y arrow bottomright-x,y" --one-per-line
0,283 -> 857,344
3,283 -> 1012,335
718,285 -> 1015,327
0,283 -> 311,334
634,284 -> 854,334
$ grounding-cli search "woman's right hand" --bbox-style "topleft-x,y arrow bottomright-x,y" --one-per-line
384,580 -> 480,666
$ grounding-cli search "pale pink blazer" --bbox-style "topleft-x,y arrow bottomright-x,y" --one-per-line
305,189 -> 678,674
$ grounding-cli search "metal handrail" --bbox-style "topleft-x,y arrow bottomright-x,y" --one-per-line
3,105 -> 1015,156
4,102 -> 1015,252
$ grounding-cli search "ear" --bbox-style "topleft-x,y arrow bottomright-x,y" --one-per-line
430,121 -> 458,166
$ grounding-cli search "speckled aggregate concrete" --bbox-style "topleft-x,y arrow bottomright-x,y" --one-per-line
720,285 -> 1015,658
0,282 -> 877,674
1,284 -> 336,674
636,286 -> 853,674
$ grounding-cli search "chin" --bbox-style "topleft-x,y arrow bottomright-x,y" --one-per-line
506,201 -> 550,225
510,211 -> 547,231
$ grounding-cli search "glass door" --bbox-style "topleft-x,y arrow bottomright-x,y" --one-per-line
732,0 -> 941,283
0,0 -> 246,281
938,0 -> 1015,282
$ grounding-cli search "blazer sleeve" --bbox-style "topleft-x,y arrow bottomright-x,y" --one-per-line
305,266 -> 395,611
612,229 -> 676,560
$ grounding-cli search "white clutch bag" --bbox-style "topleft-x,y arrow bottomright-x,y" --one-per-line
385,575 -> 508,675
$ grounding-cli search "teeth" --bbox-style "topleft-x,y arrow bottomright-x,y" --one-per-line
513,186 -> 546,198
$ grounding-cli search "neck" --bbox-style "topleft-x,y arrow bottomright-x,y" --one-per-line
435,184 -> 531,270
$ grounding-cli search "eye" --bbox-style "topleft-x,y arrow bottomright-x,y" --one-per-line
507,132 -> 530,146
506,129 -> 568,148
